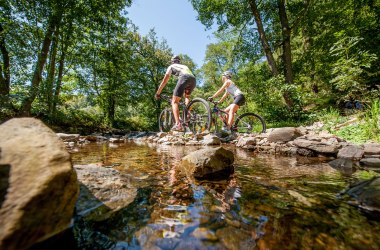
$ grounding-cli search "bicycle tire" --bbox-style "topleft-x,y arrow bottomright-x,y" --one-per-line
234,112 -> 266,134
159,108 -> 175,132
186,98 -> 211,134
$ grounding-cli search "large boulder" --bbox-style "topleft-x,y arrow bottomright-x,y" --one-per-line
0,118 -> 79,250
180,147 -> 234,179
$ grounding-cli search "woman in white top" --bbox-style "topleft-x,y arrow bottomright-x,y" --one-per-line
208,71 -> 246,131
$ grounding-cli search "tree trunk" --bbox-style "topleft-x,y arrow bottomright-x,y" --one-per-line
278,0 -> 294,85
19,10 -> 62,116
46,27 -> 60,115
278,0 -> 294,108
51,50 -> 65,117
248,0 -> 279,76
0,23 -> 10,96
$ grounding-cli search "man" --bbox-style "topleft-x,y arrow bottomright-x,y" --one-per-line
155,55 -> 196,131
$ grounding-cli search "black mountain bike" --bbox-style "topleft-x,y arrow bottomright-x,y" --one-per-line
158,94 -> 211,134
208,99 -> 266,134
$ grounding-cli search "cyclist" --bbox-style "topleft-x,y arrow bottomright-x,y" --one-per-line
155,55 -> 196,131
208,70 -> 245,132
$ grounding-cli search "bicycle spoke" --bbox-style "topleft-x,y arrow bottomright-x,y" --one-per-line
159,108 -> 174,132
234,113 -> 266,134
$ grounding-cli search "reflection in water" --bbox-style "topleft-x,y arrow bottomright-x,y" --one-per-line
69,141 -> 380,249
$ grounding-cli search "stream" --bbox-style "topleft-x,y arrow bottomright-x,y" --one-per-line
65,140 -> 380,249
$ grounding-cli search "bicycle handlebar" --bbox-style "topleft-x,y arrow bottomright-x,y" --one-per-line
208,98 -> 220,107
159,94 -> 172,103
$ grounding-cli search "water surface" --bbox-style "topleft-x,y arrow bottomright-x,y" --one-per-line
69,141 -> 380,250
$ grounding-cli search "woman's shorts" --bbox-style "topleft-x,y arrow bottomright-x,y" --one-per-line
173,74 -> 196,97
233,94 -> 246,106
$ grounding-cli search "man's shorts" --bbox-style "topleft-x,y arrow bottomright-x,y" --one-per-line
173,74 -> 196,97
233,94 -> 246,106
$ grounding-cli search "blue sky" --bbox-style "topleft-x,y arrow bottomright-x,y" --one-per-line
126,0 -> 216,67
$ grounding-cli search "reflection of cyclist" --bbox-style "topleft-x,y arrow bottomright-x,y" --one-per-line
155,55 -> 196,131
208,71 -> 245,131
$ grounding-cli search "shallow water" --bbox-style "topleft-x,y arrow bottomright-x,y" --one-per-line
68,141 -> 380,250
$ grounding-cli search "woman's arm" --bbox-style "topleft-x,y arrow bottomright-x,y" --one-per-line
218,90 -> 229,103
211,81 -> 229,98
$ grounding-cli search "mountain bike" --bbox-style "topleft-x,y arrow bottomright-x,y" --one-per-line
158,94 -> 211,134
208,99 -> 266,134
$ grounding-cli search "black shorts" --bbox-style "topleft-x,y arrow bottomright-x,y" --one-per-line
173,74 -> 196,97
233,94 -> 245,106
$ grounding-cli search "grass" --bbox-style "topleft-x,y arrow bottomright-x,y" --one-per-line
324,99 -> 380,143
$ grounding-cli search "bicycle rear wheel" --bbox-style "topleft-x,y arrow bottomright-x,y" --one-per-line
186,98 -> 211,134
159,108 -> 174,132
233,112 -> 266,134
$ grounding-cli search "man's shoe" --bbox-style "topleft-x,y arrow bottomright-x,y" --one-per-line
171,124 -> 184,132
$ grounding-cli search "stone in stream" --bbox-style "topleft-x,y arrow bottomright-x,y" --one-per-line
0,118 -> 79,250
342,177 -> 380,213
180,146 -> 234,179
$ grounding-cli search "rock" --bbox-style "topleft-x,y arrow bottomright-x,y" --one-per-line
202,134 -> 221,145
343,177 -> 380,212
288,190 -> 312,207
74,164 -> 137,221
364,143 -> 380,155
293,138 -> 341,155
337,145 -> 364,160
297,148 -> 316,157
0,118 -> 79,250
109,137 -> 125,143
360,158 -> 380,169
236,136 -> 256,148
267,127 -> 302,143
328,158 -> 355,175
180,147 -> 234,179
56,133 -> 80,142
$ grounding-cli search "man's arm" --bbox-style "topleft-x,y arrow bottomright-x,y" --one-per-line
156,73 -> 171,97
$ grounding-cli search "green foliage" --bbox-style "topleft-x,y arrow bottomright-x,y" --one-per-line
319,99 -> 380,143
363,98 -> 380,141
1,0 -> 380,134
314,107 -> 349,134
329,36 -> 378,102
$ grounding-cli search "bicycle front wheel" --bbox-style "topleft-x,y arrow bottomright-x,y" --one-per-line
234,112 -> 266,134
159,108 -> 174,132
186,98 -> 211,134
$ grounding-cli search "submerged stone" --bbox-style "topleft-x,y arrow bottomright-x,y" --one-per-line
180,147 -> 234,179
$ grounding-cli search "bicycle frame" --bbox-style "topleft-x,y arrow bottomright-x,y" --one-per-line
209,100 -> 231,130
160,94 -> 189,126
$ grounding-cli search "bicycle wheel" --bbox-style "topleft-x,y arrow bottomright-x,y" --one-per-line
186,98 -> 211,134
159,108 -> 174,132
233,112 -> 266,134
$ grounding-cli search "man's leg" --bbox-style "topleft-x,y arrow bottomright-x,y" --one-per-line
184,92 -> 190,106
172,95 -> 181,127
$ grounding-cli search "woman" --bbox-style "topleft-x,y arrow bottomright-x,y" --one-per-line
208,70 -> 245,132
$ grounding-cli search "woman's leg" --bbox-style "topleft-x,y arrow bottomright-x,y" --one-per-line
227,104 -> 239,128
